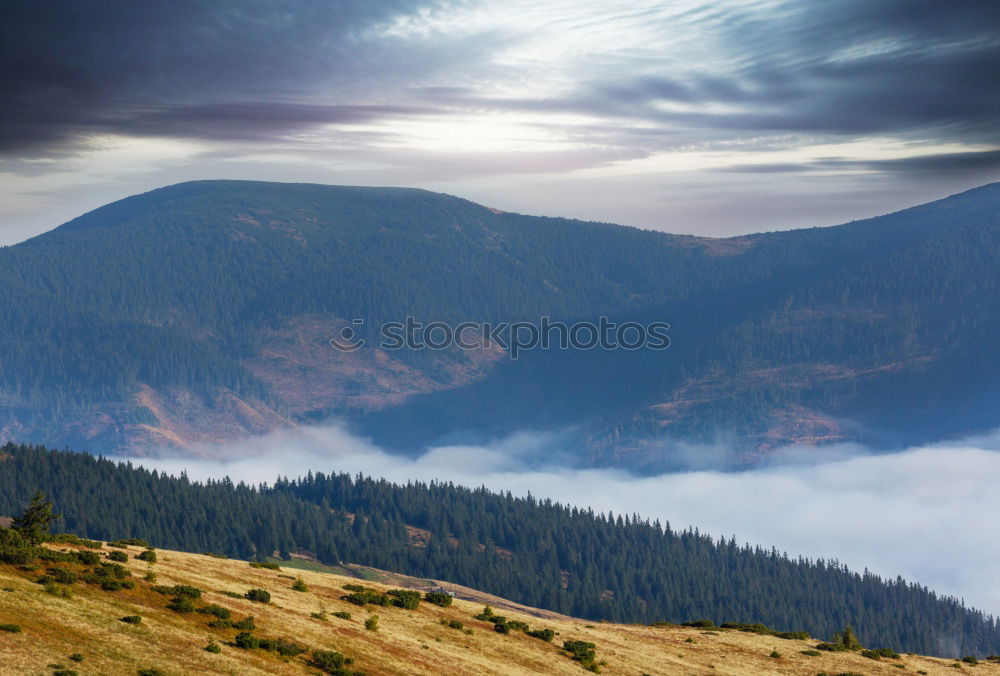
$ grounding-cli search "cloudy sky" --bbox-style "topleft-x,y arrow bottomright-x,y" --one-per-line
2,0 -> 999,243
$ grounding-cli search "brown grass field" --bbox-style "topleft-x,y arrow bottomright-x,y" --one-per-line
1,542 -> 997,675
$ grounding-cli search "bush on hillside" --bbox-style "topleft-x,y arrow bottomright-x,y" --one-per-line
167,596 -> 195,613
309,649 -> 356,675
527,628 -> 556,641
196,604 -> 231,620
249,560 -> 280,570
424,591 -> 453,607
682,619 -> 715,628
108,550 -> 128,562
388,589 -> 421,609
244,588 -> 270,603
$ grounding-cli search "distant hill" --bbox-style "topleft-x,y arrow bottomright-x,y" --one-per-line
3,538 -> 998,675
2,442 -> 999,657
1,179 -> 999,466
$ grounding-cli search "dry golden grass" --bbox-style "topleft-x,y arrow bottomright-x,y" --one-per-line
1,543 -> 998,675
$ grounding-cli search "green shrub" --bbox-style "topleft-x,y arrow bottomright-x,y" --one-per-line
119,615 -> 141,624
474,606 -> 497,621
167,596 -> 194,613
494,622 -> 510,634
249,560 -> 281,570
443,619 -> 464,630
721,622 -> 773,634
95,562 -> 130,580
100,580 -> 124,592
344,589 -> 390,606
563,640 -> 598,668
507,620 -> 529,632
136,669 -> 165,676
0,623 -> 22,633
245,588 -> 270,603
170,585 -> 201,598
388,589 -> 421,609
257,637 -> 307,657
107,550 -> 128,562
205,552 -> 228,559
801,650 -> 821,656
832,626 -> 862,651
196,604 -> 231,620
232,616 -> 255,631
682,619 -> 715,628
74,551 -> 100,566
816,642 -> 850,652
136,549 -> 157,563
68,654 -> 84,662
770,650 -> 781,658
45,582 -> 73,598
333,611 -> 351,620
292,577 -> 308,592
47,534 -> 102,549
342,583 -> 366,592
364,614 -> 379,632
527,628 -> 556,642
962,656 -> 980,665
777,631 -> 811,640
204,641 -> 221,654
52,669 -> 77,676
309,649 -> 355,674
109,538 -> 148,548
424,591 -> 453,607
235,632 -> 259,649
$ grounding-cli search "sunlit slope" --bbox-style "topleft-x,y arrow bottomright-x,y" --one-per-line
2,541 -> 997,675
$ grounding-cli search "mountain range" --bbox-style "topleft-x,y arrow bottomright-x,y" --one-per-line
2,179 -> 998,469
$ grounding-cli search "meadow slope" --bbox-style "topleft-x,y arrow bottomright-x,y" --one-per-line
1,541 -> 997,675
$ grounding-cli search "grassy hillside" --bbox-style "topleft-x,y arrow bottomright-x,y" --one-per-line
2,539 -> 997,675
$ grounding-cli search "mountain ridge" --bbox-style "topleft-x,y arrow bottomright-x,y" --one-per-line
1,180 -> 998,465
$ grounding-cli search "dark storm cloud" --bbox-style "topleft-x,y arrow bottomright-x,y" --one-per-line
567,0 -> 1000,145
713,149 -> 1000,176
0,0 -> 452,153
1,0 -> 997,163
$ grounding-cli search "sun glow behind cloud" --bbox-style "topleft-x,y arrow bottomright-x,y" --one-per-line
1,0 -> 998,241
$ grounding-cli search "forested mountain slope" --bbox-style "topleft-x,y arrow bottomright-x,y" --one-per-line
1,180 -> 998,464
2,442 -> 999,657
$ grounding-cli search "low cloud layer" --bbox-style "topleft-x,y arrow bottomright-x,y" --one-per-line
125,424 -> 1000,616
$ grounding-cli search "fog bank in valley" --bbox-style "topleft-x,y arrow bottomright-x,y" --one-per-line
122,424 -> 1000,616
